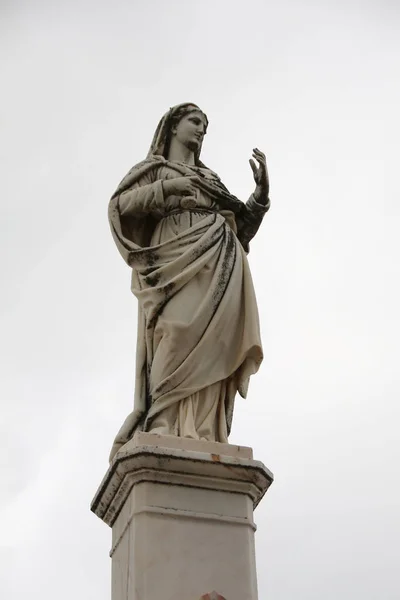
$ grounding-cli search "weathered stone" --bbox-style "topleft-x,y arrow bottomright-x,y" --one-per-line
200,592 -> 227,600
93,103 -> 273,600
91,433 -> 273,600
107,103 -> 270,460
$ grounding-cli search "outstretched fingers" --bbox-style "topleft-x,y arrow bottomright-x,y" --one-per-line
249,158 -> 258,176
252,148 -> 266,166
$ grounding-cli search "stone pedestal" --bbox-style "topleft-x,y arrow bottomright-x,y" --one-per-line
91,433 -> 273,600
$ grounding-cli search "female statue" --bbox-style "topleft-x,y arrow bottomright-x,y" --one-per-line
108,103 -> 270,460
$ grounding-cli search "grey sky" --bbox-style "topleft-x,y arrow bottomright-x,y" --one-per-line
1,1 -> 399,598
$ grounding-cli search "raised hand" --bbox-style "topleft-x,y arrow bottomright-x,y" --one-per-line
249,148 -> 269,205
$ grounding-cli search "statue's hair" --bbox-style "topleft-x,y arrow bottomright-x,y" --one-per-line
168,105 -> 208,132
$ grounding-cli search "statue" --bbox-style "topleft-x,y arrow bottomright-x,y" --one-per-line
108,102 -> 270,460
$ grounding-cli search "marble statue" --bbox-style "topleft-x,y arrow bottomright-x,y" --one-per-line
108,103 -> 270,460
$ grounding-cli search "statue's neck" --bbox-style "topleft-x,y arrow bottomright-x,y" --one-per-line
167,138 -> 196,165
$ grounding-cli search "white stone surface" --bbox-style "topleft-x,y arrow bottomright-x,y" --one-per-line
128,431 -> 254,459
91,433 -> 273,600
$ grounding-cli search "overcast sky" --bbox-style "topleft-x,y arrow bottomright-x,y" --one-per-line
1,1 -> 399,599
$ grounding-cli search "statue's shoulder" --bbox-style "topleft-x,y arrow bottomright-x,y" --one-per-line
121,156 -> 165,181
113,156 -> 166,197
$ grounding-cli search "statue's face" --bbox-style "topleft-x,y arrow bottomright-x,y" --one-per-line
172,110 -> 207,152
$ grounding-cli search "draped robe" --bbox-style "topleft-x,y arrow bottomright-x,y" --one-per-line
108,156 -> 269,459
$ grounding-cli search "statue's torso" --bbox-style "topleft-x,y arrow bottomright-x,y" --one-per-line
151,164 -> 236,245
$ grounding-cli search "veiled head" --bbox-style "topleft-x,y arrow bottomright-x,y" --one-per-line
148,103 -> 209,163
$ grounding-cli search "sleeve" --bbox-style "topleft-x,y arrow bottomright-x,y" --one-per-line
236,194 -> 270,253
117,175 -> 165,217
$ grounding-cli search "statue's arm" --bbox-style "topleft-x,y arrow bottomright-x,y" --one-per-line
236,195 -> 270,252
116,170 -> 203,217
235,147 -> 270,252
118,178 -> 165,217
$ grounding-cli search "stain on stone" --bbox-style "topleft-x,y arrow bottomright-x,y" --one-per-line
145,271 -> 161,287
200,592 -> 227,600
210,226 -> 236,311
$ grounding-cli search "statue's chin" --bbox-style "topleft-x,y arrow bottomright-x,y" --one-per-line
186,140 -> 200,152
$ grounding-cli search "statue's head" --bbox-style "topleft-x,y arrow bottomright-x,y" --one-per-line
168,104 -> 208,155
148,103 -> 209,163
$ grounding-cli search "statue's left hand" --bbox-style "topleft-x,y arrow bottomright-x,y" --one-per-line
249,148 -> 269,205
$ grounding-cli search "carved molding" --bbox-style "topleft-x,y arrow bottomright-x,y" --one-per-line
91,441 -> 273,526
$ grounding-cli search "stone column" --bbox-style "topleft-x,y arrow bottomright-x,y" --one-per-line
91,432 -> 273,600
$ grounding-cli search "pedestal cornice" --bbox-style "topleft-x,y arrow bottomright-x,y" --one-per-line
91,433 -> 273,527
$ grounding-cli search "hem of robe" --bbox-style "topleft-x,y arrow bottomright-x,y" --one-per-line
108,350 -> 261,463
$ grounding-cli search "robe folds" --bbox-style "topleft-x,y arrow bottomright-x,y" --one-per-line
108,156 -> 269,460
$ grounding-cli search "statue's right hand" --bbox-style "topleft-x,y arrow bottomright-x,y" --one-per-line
162,176 -> 201,198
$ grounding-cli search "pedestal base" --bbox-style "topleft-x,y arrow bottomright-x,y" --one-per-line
91,433 -> 273,600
